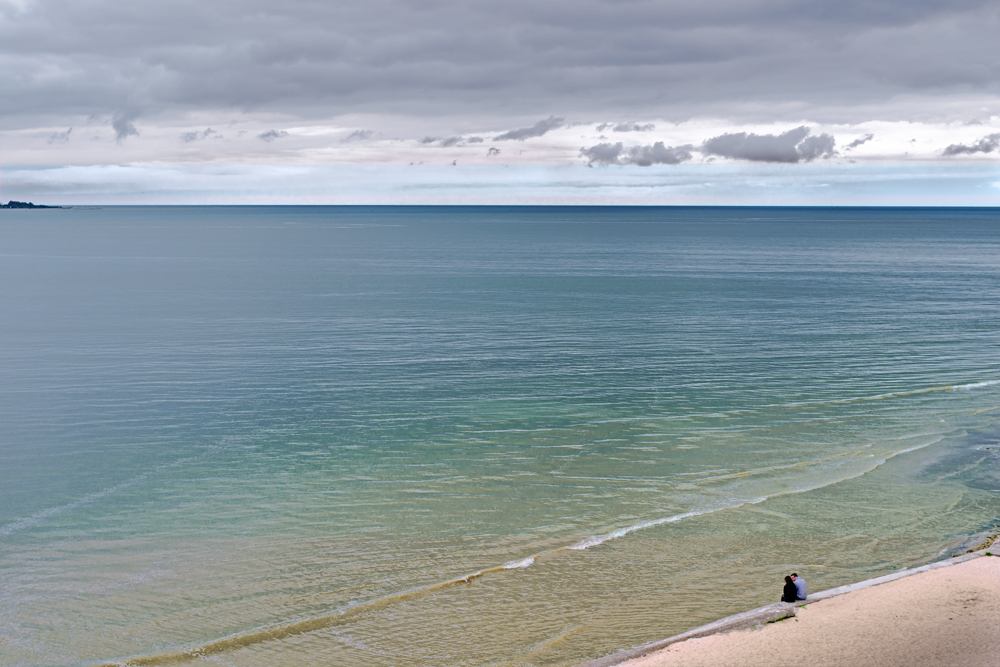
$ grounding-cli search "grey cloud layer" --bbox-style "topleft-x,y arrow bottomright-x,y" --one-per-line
181,128 -> 218,142
596,122 -> 656,132
580,126 -> 837,165
493,117 -> 564,141
702,126 -> 836,162
943,133 -> 1000,155
844,133 -> 874,150
258,129 -> 288,142
342,129 -> 374,142
581,142 -> 693,165
420,135 -> 483,146
3,1 -> 998,128
112,111 -> 139,143
48,127 -> 72,144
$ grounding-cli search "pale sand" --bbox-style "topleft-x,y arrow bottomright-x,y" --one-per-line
622,555 -> 1000,667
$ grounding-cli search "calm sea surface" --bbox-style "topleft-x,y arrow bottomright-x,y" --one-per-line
1,206 -> 999,667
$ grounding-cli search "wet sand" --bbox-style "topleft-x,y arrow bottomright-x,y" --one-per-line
619,554 -> 1000,667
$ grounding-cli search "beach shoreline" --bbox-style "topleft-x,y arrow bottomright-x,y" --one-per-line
576,531 -> 1000,667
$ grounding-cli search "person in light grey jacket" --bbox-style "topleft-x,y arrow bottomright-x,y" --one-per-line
791,573 -> 807,599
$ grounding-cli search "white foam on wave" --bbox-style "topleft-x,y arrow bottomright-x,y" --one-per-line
566,482 -> 857,553
952,379 -> 1000,391
562,434 -> 955,553
888,436 -> 944,457
567,508 -> 720,551
502,557 -> 535,569
771,378 -> 999,410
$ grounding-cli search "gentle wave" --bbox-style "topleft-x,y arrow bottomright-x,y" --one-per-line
567,508 -> 716,551
98,435 -> 945,666
564,435 -> 944,553
0,440 -> 241,539
502,557 -> 535,569
772,378 -> 999,410
654,379 -> 1000,422
0,465 -> 193,539
0,476 -> 156,539
953,379 -> 1000,391
96,565 -> 508,667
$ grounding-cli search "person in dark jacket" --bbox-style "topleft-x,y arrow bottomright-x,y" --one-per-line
781,575 -> 798,602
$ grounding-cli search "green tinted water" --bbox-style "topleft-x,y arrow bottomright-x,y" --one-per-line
1,206 -> 998,666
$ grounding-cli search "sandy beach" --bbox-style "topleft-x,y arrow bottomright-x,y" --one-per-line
615,554 -> 1000,667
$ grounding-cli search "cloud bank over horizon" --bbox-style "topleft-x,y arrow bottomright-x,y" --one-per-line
1,0 -> 998,201
3,162 -> 997,207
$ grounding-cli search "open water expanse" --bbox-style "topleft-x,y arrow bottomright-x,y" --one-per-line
1,206 -> 999,667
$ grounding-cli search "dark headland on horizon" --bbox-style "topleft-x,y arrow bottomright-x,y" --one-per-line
1,200 -> 62,209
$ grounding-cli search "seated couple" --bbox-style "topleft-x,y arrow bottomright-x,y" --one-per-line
781,573 -> 807,602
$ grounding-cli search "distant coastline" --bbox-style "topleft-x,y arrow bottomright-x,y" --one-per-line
1,200 -> 62,209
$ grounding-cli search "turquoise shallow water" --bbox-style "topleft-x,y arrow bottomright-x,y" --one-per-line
1,206 -> 999,667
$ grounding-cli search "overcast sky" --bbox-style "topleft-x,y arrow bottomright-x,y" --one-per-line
2,0 -> 998,203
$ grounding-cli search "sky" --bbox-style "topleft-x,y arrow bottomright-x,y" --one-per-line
2,0 -> 999,204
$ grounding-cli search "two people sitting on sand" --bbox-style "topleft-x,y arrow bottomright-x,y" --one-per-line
781,572 -> 807,602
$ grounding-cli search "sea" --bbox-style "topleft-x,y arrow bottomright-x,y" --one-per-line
1,206 -> 998,667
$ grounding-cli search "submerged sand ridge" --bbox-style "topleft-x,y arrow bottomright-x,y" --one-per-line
609,553 -> 1000,667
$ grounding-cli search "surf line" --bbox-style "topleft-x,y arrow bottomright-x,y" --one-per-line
96,566 -> 512,667
98,435 -> 944,665
95,502 -> 826,665
96,512 -> 717,666
772,378 -> 1000,410
95,498 -> 804,665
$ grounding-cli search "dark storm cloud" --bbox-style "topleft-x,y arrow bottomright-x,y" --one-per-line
844,133 -> 874,150
1,1 -> 998,127
493,117 -> 564,141
580,142 -> 693,165
942,133 -> 1000,155
702,126 -> 835,162
48,127 -> 72,144
257,129 -> 288,142
487,147 -> 501,156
